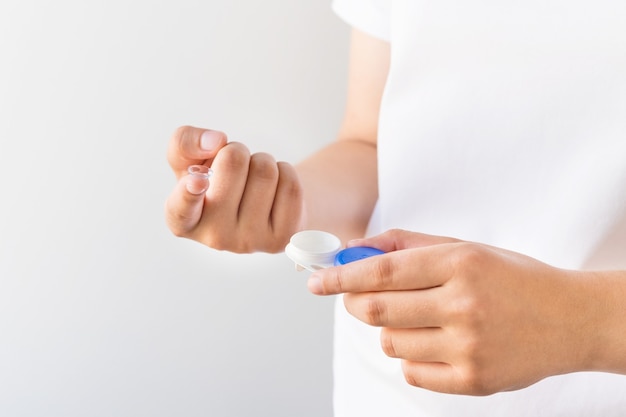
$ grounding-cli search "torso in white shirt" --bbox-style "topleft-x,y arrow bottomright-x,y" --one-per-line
331,0 -> 626,416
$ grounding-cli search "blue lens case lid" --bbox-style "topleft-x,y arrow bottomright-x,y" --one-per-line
334,246 -> 385,266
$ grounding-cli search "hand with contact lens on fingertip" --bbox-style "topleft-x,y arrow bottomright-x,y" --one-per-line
165,126 -> 307,253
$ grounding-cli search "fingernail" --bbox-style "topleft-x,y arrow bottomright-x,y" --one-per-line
200,130 -> 222,151
346,239 -> 363,247
307,275 -> 323,294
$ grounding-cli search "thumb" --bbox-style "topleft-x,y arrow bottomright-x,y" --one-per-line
167,126 -> 228,179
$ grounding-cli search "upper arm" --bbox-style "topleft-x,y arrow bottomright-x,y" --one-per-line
294,29 -> 389,239
337,28 -> 391,146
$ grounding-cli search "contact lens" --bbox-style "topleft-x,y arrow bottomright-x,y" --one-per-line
188,165 -> 214,179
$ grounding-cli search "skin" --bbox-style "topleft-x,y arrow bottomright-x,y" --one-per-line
308,229 -> 626,395
165,29 -> 626,395
165,29 -> 385,249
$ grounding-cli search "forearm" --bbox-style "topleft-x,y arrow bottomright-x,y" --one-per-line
295,138 -> 377,243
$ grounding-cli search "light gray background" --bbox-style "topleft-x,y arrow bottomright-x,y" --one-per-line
0,1 -> 349,416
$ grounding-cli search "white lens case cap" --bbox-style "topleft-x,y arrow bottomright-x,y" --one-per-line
284,230 -> 342,272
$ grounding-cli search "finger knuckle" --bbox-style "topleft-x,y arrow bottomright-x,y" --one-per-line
402,363 -> 421,387
187,222 -> 232,251
452,242 -> 489,272
218,142 -> 250,169
458,333 -> 483,362
168,223 -> 189,238
204,237 -> 224,251
224,228 -> 259,253
380,328 -> 398,357
372,256 -> 395,289
165,209 -> 193,238
330,270 -> 345,293
250,153 -> 278,182
387,228 -> 407,238
167,125 -> 194,165
448,293 -> 482,322
458,366 -> 493,396
276,162 -> 303,199
204,233 -> 238,252
363,296 -> 387,326
379,228 -> 405,244
174,124 -> 195,145
173,125 -> 193,138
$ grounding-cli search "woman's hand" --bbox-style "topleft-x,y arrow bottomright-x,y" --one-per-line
165,126 -> 305,253
308,229 -> 602,395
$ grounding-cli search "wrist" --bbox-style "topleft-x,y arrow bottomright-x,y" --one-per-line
573,270 -> 626,374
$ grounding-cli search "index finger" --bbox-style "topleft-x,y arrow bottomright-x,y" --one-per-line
167,125 -> 228,178
308,244 -> 458,295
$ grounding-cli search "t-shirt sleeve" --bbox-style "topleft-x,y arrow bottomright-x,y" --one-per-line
332,0 -> 391,41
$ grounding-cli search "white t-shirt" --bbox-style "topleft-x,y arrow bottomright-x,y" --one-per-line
331,0 -> 626,416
